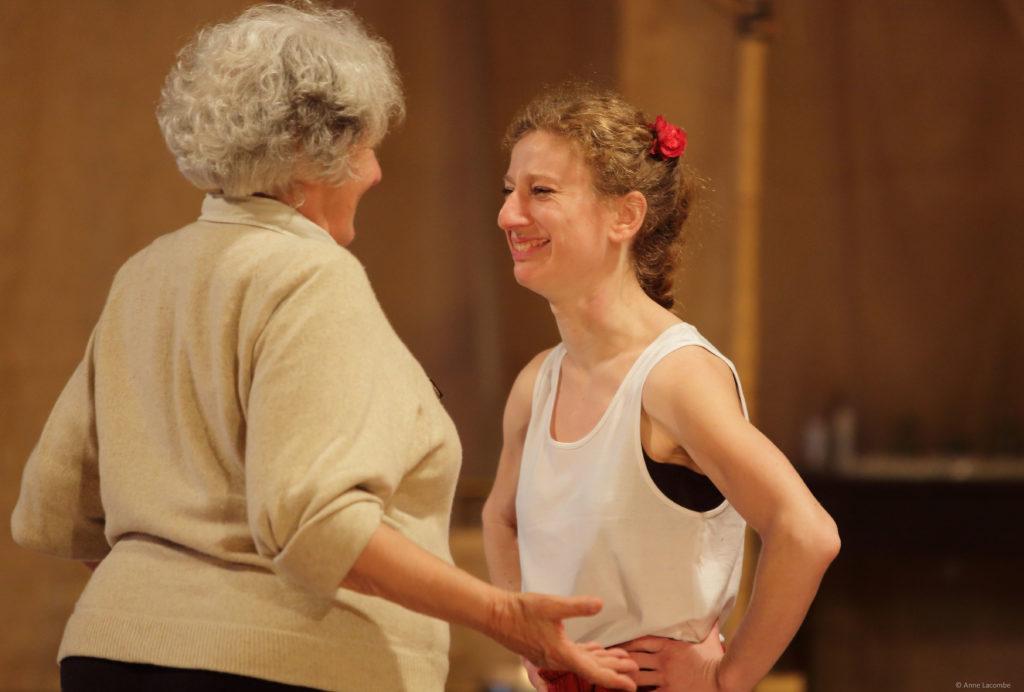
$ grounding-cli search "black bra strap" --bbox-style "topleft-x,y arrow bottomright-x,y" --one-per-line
642,447 -> 725,512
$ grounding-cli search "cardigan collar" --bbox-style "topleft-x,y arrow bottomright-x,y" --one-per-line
198,194 -> 336,245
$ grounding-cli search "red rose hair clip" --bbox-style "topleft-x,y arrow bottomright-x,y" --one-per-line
648,115 -> 687,161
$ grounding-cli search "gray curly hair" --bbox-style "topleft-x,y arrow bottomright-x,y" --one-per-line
157,2 -> 404,198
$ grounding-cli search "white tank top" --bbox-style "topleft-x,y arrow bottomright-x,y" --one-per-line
516,322 -> 748,646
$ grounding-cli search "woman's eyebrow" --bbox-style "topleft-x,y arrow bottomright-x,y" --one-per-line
503,170 -> 566,186
525,172 -> 561,184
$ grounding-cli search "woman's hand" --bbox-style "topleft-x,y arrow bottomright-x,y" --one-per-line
620,623 -> 725,692
489,592 -> 638,691
343,525 -> 635,688
522,657 -> 549,691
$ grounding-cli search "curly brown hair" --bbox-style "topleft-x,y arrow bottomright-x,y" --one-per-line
504,84 -> 696,309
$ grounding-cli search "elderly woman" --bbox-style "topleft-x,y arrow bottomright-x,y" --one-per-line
11,6 -> 637,692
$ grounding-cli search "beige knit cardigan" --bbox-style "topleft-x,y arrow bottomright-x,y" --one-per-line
12,195 -> 462,691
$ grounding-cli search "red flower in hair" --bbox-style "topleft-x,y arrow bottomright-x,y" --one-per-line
649,114 -> 687,160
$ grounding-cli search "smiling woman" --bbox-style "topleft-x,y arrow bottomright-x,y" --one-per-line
484,84 -> 840,692
498,86 -> 697,310
500,131 -> 608,283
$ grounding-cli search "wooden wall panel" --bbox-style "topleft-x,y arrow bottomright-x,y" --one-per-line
759,0 -> 1024,457
620,0 -> 741,353
1,3 -> 251,688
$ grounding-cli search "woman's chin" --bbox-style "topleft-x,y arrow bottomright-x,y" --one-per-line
333,228 -> 355,247
512,262 -> 549,296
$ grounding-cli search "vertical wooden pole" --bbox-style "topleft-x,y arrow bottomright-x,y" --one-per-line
725,10 -> 770,640
733,34 -> 767,420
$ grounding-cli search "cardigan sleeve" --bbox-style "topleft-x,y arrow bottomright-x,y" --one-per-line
11,330 -> 109,561
244,251 -> 427,599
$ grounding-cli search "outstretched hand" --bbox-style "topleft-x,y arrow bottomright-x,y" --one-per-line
619,622 -> 725,691
489,592 -> 638,691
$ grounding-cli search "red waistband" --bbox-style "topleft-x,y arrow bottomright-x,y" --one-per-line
538,669 -> 615,692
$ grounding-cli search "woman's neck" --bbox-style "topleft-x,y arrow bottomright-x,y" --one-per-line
549,273 -> 678,371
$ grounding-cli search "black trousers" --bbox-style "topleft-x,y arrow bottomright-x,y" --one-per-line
60,657 -> 321,691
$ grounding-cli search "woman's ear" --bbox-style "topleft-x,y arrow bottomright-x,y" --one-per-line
608,191 -> 647,243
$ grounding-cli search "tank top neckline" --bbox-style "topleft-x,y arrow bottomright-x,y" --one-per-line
545,321 -> 691,449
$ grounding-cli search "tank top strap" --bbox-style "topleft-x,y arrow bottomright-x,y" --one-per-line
623,323 -> 750,421
530,345 -> 567,417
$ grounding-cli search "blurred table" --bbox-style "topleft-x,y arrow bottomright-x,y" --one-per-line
796,460 -> 1024,691
807,457 -> 1024,556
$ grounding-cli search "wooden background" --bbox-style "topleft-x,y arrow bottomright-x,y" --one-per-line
1,1 -> 1021,689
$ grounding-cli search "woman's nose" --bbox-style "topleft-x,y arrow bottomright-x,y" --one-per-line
498,192 -> 527,231
367,151 -> 382,186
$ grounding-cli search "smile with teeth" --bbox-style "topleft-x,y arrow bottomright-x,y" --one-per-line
509,231 -> 550,252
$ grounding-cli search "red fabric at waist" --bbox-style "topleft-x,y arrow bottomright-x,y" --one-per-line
538,669 -> 614,692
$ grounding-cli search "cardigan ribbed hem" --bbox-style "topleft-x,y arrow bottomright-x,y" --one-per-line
58,607 -> 449,691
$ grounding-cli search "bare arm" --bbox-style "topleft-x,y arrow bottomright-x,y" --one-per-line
483,351 -> 564,690
342,523 -> 637,690
638,347 -> 840,692
482,350 -> 548,591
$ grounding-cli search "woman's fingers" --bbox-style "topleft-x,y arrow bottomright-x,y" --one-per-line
578,644 -> 643,676
626,651 -> 660,670
611,655 -> 642,674
591,647 -> 633,661
510,592 -> 646,690
593,651 -> 630,667
540,594 -> 603,620
551,640 -> 639,691
583,649 -> 642,673
619,635 -> 667,653
572,650 -> 638,691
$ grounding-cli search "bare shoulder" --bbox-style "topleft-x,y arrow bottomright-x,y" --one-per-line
487,348 -> 555,511
644,344 -> 742,418
504,347 -> 555,432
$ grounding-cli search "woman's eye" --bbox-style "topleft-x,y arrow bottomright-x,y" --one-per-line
501,187 -> 513,197
531,186 -> 554,196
